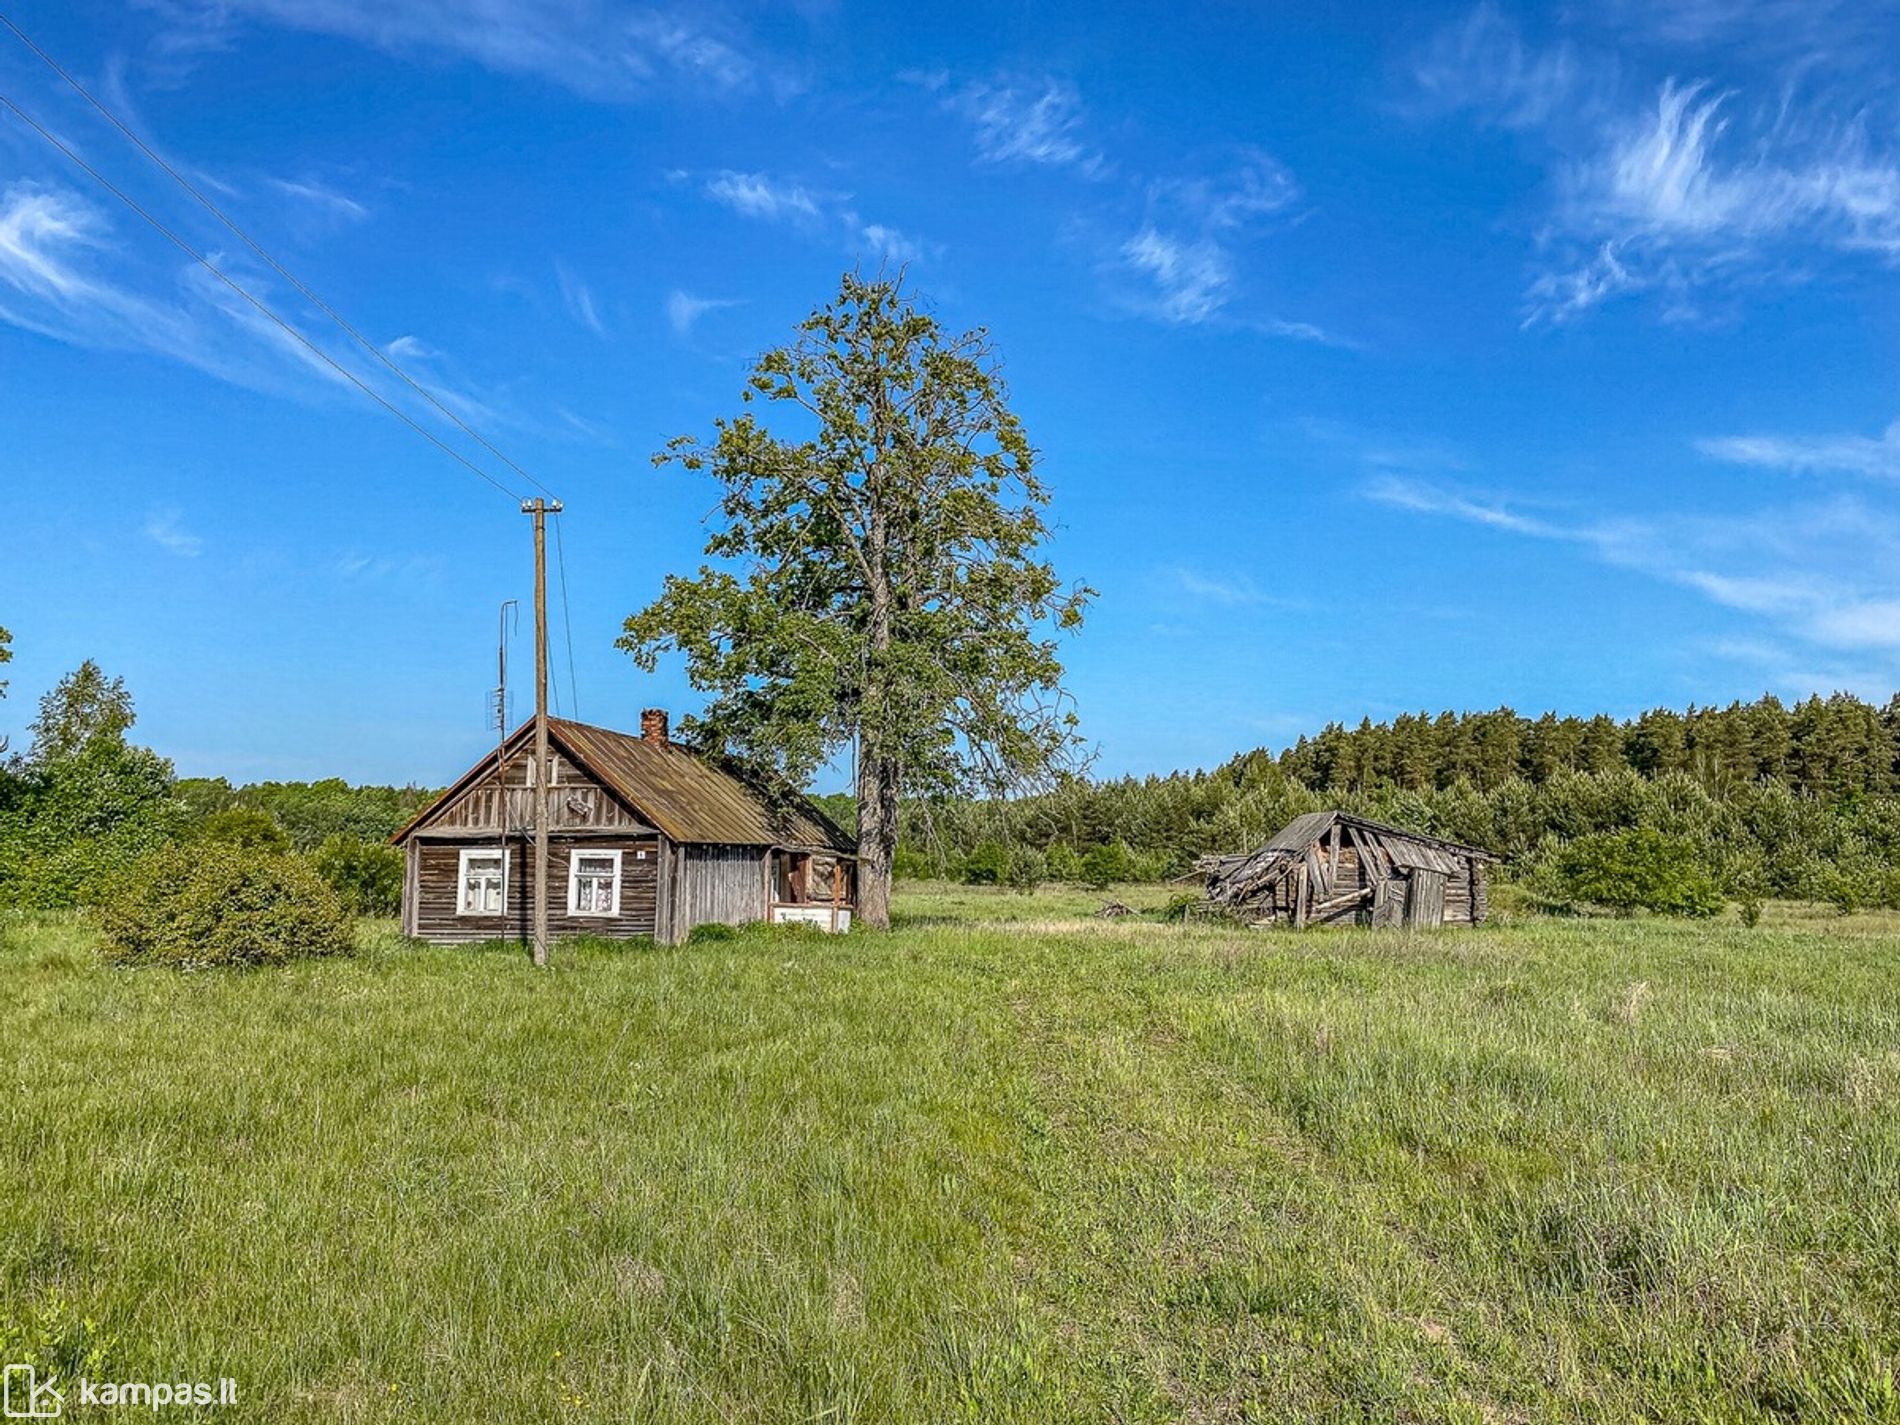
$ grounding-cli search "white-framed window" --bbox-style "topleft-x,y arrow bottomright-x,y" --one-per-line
568,848 -> 622,916
457,848 -> 508,916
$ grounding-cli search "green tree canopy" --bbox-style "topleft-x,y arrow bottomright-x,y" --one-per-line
0,661 -> 178,908
30,659 -> 135,764
620,273 -> 1091,927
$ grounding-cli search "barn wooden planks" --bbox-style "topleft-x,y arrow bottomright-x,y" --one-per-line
1203,811 -> 1497,930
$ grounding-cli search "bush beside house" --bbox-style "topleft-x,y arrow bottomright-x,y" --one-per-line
98,844 -> 355,967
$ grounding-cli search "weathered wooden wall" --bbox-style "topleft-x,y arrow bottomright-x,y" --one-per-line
1250,830 -> 1487,928
409,835 -> 660,943
415,747 -> 656,837
664,844 -> 768,941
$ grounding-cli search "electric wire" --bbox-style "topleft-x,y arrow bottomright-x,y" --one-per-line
0,10 -> 560,504
554,513 -> 581,721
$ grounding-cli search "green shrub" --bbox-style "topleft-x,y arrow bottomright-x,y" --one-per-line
891,845 -> 935,880
0,738 -> 180,909
97,844 -> 354,967
313,836 -> 403,916
1005,846 -> 1046,895
1079,841 -> 1133,890
1551,829 -> 1723,918
1045,843 -> 1082,882
1126,847 -> 1180,882
1161,891 -> 1203,922
962,840 -> 1009,886
194,805 -> 290,851
687,921 -> 740,944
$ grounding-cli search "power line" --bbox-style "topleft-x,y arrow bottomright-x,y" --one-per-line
0,86 -> 529,503
554,512 -> 580,721
0,10 -> 560,504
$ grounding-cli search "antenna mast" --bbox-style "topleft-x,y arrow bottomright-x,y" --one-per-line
493,599 -> 518,933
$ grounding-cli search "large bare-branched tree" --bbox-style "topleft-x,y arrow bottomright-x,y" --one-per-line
620,274 -> 1091,927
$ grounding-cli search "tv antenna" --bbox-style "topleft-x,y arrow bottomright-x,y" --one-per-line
493,600 -> 520,737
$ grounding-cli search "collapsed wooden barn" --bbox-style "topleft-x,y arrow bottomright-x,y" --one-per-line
390,709 -> 857,945
1200,811 -> 1496,929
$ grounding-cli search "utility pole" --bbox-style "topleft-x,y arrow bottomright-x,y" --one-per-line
523,498 -> 562,966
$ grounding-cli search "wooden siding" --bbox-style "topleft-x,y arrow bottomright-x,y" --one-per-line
408,746 -> 657,838
1404,869 -> 1448,928
662,844 -> 768,942
1228,819 -> 1486,929
410,835 -> 659,944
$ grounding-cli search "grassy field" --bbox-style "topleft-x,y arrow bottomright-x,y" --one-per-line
3,884 -> 1899,1422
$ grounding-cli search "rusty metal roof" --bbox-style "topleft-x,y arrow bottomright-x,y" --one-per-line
549,719 -> 854,852
391,718 -> 856,853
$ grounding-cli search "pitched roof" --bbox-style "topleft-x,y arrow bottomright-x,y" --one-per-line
549,719 -> 854,851
393,718 -> 856,853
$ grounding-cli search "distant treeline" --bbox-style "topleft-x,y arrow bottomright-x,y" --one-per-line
899,694 -> 1900,908
12,658 -> 1900,915
1277,693 -> 1900,798
176,777 -> 438,850
0,659 -> 440,911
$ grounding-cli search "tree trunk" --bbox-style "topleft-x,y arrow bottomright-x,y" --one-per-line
855,746 -> 899,930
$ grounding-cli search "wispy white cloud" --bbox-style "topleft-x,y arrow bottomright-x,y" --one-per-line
266,176 -> 368,222
1411,6 -> 1900,323
1369,471 -> 1900,659
1363,474 -> 1562,536
1699,420 -> 1900,480
923,72 -> 1324,338
1169,567 -> 1266,607
941,76 -> 1105,176
155,0 -> 772,100
554,260 -> 605,334
1119,229 -> 1231,324
1154,151 -> 1300,232
0,179 -> 600,463
1161,566 -> 1317,611
852,220 -> 925,265
698,171 -> 930,266
1528,81 -> 1900,321
145,507 -> 204,556
1409,3 -> 1585,130
333,550 -> 447,582
664,289 -> 741,334
703,171 -> 822,223
1572,81 -> 1900,248
1114,150 -> 1308,328
1596,0 -> 1900,72
0,181 -> 299,390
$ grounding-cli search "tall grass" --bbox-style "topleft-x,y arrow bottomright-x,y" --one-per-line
2,890 -> 1897,1421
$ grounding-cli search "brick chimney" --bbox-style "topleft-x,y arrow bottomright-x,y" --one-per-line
640,708 -> 670,745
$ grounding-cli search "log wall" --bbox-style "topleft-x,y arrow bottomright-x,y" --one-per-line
409,835 -> 660,943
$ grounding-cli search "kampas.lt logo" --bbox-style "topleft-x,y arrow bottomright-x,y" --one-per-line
3,1365 -> 62,1419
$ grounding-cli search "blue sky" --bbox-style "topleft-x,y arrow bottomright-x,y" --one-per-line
3,1 -> 1900,787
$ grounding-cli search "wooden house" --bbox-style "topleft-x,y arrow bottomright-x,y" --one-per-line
1200,811 -> 1495,929
390,709 -> 857,944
